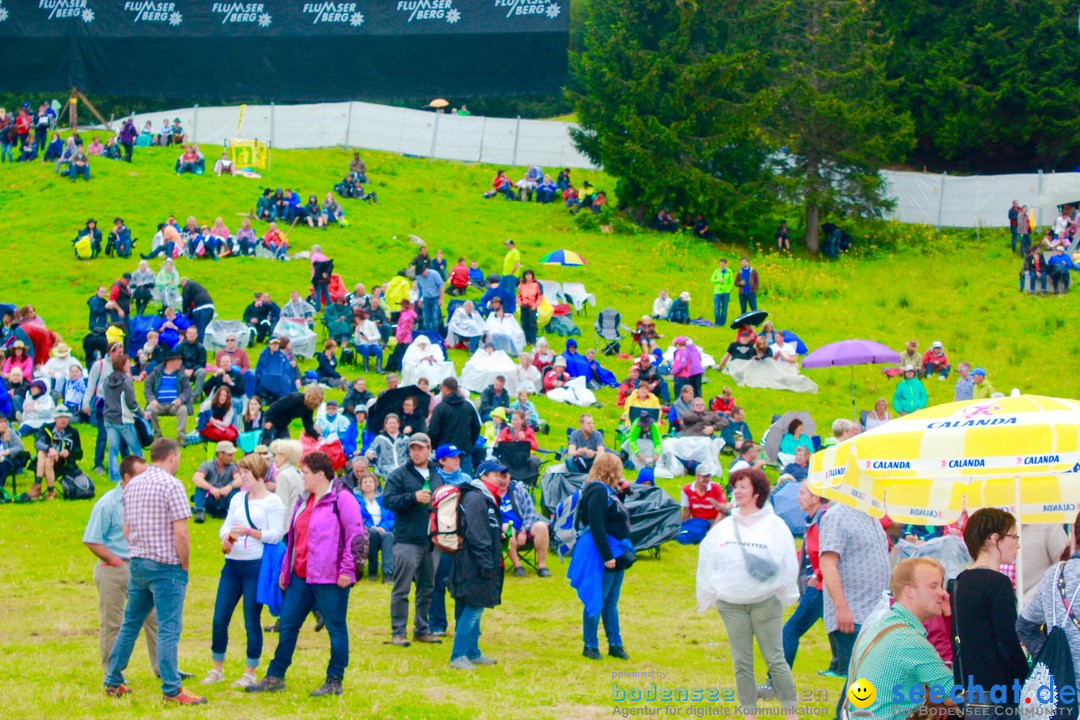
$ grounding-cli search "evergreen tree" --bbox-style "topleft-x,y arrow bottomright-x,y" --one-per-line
568,0 -> 774,228
763,0 -> 914,253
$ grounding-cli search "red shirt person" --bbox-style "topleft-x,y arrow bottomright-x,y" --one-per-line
676,466 -> 728,545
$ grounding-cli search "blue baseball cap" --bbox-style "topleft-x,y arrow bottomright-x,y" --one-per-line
476,460 -> 508,476
435,444 -> 465,461
971,367 -> 986,376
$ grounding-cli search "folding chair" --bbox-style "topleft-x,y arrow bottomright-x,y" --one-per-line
594,307 -> 628,356
560,282 -> 596,316
538,280 -> 563,305
494,441 -> 543,491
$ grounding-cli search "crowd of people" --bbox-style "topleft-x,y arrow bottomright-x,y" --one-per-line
1010,200 -> 1080,295
3,114 -> 1072,716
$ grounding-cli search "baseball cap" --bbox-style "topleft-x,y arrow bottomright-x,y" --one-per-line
164,351 -> 182,362
554,356 -> 567,367
408,433 -> 431,447
326,399 -> 338,407
931,341 -> 943,349
476,460 -> 508,476
435,444 -> 465,460
53,406 -> 73,418
253,444 -> 270,455
638,410 -> 654,427
268,337 -> 281,345
215,441 -> 238,455
971,367 -> 986,376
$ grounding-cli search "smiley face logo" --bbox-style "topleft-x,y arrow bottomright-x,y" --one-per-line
848,679 -> 876,709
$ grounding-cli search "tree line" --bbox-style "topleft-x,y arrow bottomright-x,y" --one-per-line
569,0 -> 1080,251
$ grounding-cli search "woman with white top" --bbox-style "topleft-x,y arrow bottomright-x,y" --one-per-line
864,397 -> 891,430
270,439 -> 303,534
697,468 -> 799,719
203,453 -> 285,688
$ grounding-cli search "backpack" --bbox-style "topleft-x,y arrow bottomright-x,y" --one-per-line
553,482 -> 614,558
60,470 -> 95,500
1019,563 -> 1080,720
329,483 -> 368,578
429,484 -> 462,554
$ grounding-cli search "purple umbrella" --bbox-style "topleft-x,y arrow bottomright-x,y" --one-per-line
801,340 -> 901,419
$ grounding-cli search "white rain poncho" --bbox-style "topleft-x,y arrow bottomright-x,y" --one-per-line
446,306 -> 485,348
401,336 -> 456,387
483,313 -> 526,355
459,347 -> 519,395
723,358 -> 819,394
545,375 -> 597,407
696,504 -> 800,610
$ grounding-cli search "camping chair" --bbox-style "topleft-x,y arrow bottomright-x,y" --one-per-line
560,282 -> 596,315
538,280 -> 563,305
859,410 -> 870,427
204,320 -> 254,351
494,440 -> 549,492
594,307 -> 628,356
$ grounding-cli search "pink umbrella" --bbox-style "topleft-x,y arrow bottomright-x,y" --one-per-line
801,339 -> 901,418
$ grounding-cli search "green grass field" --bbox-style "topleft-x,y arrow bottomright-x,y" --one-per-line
0,142 -> 1074,719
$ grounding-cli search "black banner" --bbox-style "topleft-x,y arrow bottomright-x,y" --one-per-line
0,0 -> 568,100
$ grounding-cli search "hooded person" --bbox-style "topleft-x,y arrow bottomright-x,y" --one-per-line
581,348 -> 619,389
446,300 -> 486,353
401,335 -> 456,388
560,339 -> 593,380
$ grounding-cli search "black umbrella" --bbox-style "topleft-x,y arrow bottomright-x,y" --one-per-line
366,385 -> 432,434
729,309 -> 769,330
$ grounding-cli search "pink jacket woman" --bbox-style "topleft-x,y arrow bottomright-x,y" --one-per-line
280,482 -> 365,588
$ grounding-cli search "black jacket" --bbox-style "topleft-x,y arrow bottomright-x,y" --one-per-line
427,393 -> 480,451
244,301 -> 279,325
178,338 -> 207,372
87,295 -> 109,332
264,392 -> 317,438
478,385 -> 510,418
181,280 -> 214,314
450,481 -> 504,608
34,424 -> 83,474
382,463 -> 444,546
577,481 -> 631,562
342,387 -> 373,415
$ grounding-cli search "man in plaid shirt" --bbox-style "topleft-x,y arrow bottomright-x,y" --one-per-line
103,439 -> 207,706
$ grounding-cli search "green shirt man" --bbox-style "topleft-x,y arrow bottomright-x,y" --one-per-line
710,259 -> 735,326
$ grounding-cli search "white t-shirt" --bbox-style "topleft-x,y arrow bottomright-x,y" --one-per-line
220,491 -> 286,561
365,497 -> 382,527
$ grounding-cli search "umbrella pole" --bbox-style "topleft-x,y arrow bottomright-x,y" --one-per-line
850,367 -> 857,421
1015,477 -> 1024,609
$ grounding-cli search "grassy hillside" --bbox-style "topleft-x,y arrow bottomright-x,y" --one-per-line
0,144 -> 1073,719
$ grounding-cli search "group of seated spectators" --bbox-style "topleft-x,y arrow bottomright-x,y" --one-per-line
482,166 -> 609,216
650,209 -> 715,240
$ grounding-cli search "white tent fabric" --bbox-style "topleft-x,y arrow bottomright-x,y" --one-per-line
458,348 -> 519,395
560,282 -> 596,313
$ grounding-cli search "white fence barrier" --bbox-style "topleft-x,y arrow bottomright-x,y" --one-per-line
121,101 -> 1074,229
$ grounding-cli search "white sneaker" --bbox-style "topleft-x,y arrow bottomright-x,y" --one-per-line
231,672 -> 258,688
937,376 -> 945,381
449,657 -> 476,670
201,668 -> 224,685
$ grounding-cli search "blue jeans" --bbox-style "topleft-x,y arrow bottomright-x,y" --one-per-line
421,299 -> 442,331
781,586 -> 823,669
739,292 -> 757,314
467,335 -> 482,353
676,517 -> 711,545
1026,271 -> 1047,293
105,421 -> 143,483
583,568 -> 624,649
312,283 -> 330,312
191,307 -> 215,343
428,551 -> 454,634
451,604 -> 485,661
368,530 -> 395,577
499,275 -> 518,314
194,487 -> 238,517
90,408 -> 107,468
105,558 -> 188,696
268,572 -> 351,681
713,293 -> 730,326
211,559 -> 263,667
356,343 -> 383,368
923,363 -> 951,379
834,626 -> 861,720
71,164 -> 90,181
